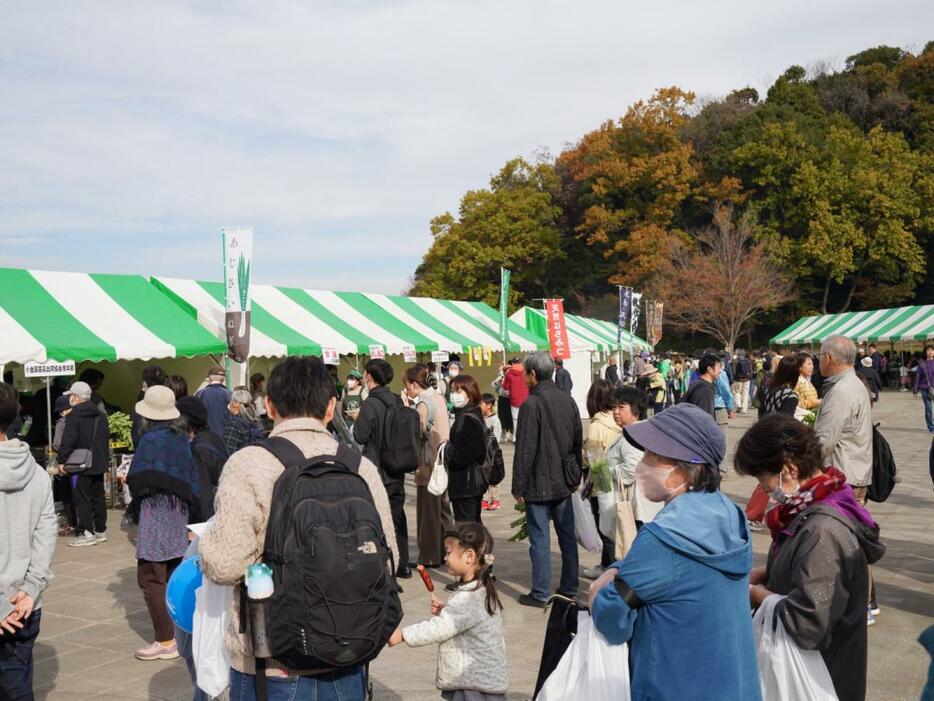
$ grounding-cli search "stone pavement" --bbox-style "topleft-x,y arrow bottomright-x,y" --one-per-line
32,391 -> 933,700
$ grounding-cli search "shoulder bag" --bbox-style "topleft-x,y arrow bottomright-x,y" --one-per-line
427,442 -> 448,496
63,414 -> 102,475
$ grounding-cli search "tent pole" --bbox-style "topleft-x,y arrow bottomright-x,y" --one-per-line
45,377 -> 52,462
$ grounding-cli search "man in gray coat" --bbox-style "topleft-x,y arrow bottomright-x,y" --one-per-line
814,335 -> 873,502
0,382 -> 57,699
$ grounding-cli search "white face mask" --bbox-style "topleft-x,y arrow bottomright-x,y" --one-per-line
635,460 -> 687,503
451,392 -> 468,409
448,369 -> 460,379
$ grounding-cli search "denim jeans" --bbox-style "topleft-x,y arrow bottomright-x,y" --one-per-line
0,609 -> 41,701
525,497 -> 579,602
175,625 -> 209,701
923,391 -> 934,433
229,666 -> 366,701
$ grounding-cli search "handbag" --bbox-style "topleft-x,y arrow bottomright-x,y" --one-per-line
63,414 -> 101,475
427,442 -> 448,496
614,469 -> 638,561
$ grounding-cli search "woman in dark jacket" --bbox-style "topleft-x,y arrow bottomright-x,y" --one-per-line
736,414 -> 885,701
444,375 -> 487,524
758,354 -> 799,418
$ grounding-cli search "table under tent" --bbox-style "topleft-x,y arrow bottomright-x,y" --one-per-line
509,306 -> 652,415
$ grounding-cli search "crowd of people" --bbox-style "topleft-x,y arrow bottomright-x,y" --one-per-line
1,337 -> 931,700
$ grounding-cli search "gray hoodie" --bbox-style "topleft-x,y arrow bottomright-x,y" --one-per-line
0,437 -> 56,620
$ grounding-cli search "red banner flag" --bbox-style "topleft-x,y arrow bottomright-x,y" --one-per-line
545,299 -> 572,360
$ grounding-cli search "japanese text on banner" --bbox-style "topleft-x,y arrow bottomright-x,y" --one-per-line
545,299 -> 572,360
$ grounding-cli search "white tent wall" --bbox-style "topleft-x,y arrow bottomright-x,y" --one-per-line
564,351 -> 596,416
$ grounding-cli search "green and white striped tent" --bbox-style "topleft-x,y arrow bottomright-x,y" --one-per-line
771,305 -> 934,346
152,277 -> 549,357
510,306 -> 652,354
0,267 -> 226,364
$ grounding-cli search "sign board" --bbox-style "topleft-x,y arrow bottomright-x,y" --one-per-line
431,350 -> 450,364
321,347 -> 339,366
24,360 -> 76,378
368,344 -> 386,360
222,228 -> 254,363
545,299 -> 572,360
402,344 -> 417,363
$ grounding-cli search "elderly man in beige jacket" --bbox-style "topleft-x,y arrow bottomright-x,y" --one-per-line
813,335 -> 873,502
199,356 -> 397,698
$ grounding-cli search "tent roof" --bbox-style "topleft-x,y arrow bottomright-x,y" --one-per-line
0,267 -> 226,364
771,305 -> 934,346
152,277 -> 549,357
510,306 -> 652,353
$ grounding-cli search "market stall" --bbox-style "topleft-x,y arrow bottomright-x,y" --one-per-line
771,304 -> 934,347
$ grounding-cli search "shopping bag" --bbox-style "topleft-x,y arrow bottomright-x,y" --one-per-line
427,442 -> 448,496
537,612 -> 631,701
596,491 -> 616,537
192,578 -> 233,698
754,594 -> 837,701
614,483 -> 638,561
533,597 -> 581,699
572,489 -> 601,553
746,484 -> 770,523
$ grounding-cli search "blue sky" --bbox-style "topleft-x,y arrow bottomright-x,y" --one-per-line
1,1 -> 932,293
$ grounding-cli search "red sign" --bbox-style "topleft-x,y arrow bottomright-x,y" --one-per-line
545,299 -> 572,360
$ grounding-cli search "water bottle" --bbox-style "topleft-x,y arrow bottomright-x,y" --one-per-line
246,563 -> 274,657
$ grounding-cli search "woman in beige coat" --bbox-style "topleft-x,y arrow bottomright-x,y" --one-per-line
404,364 -> 454,568
583,378 -> 622,578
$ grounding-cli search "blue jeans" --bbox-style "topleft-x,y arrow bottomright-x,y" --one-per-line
230,666 -> 366,701
525,497 -> 579,602
0,609 -> 41,701
175,625 -> 209,701
923,391 -> 934,433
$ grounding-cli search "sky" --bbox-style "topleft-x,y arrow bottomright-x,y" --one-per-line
1,1 -> 932,294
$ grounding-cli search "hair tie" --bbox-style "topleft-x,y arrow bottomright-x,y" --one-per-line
483,553 -> 495,565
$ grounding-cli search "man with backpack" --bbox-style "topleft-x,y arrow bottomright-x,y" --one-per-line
200,356 -> 400,701
353,359 -> 421,580
731,349 -> 753,414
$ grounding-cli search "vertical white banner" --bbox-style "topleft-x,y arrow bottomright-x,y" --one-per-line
223,228 -> 254,363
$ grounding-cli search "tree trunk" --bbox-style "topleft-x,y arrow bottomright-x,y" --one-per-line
822,277 -> 831,314
838,261 -> 869,314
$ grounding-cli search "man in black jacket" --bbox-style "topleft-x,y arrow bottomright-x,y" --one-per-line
511,352 -> 583,607
353,359 -> 411,579
681,354 -> 720,420
56,381 -> 110,547
554,358 -> 573,394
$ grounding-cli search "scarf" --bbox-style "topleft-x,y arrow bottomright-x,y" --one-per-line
765,465 -> 847,539
126,425 -> 202,524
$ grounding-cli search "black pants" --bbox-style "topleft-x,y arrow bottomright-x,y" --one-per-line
497,396 -> 513,434
451,496 -> 483,524
75,473 -> 107,534
384,478 -> 409,569
0,609 -> 40,701
53,475 -> 77,529
589,496 -> 615,568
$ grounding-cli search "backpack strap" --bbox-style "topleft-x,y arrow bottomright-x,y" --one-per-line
259,435 -> 363,475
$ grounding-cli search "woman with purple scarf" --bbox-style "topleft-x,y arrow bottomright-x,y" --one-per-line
735,414 -> 885,701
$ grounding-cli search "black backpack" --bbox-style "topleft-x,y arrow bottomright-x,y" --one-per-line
375,394 -> 421,475
469,416 -> 505,487
733,357 -> 752,381
868,424 -> 897,503
253,438 -> 402,677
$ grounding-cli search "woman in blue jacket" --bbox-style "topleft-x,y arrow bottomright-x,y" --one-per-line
588,403 -> 761,700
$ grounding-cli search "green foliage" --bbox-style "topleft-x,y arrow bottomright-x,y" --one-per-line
108,411 -> 133,449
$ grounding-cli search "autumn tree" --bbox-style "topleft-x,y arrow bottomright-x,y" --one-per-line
408,158 -> 564,307
656,205 -> 794,350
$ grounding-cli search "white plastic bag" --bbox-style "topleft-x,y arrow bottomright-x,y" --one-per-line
754,594 -> 837,701
596,490 -> 616,537
192,578 -> 233,698
537,612 -> 631,701
572,489 -> 602,553
427,442 -> 448,496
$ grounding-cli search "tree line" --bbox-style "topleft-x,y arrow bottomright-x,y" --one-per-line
408,43 -> 934,347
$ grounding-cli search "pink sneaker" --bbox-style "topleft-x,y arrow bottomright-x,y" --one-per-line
135,641 -> 179,661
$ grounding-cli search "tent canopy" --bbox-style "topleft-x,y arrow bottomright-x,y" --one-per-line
510,306 -> 652,354
771,305 -> 934,346
0,267 -> 226,365
152,277 -> 549,357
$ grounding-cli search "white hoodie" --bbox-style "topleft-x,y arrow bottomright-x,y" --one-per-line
0,437 -> 56,620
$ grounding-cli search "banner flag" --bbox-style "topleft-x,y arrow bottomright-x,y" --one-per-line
545,299 -> 572,360
630,291 -> 643,337
223,228 -> 253,363
499,268 -> 511,350
647,301 -> 664,346
618,287 -> 632,345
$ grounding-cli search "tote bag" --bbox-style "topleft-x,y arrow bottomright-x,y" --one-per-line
427,442 -> 449,496
614,470 -> 638,561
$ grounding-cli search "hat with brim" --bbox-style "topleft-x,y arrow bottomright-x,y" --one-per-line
624,403 -> 725,467
136,385 -> 180,421
208,365 -> 226,378
64,381 -> 93,400
176,395 -> 208,427
54,395 -> 71,412
860,357 -> 873,368
640,364 -> 657,377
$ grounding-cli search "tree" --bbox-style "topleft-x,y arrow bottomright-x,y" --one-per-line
654,205 -> 794,351
408,158 -> 564,307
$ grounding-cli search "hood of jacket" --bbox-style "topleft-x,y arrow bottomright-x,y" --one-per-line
506,365 -> 525,379
644,491 -> 751,577
799,503 -> 886,566
0,438 -> 37,491
591,411 -> 618,433
71,399 -> 104,420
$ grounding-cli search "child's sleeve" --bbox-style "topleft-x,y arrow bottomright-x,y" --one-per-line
402,594 -> 477,647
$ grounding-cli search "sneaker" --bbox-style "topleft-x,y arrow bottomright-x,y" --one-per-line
866,607 -> 876,626
582,565 -> 605,580
517,593 -> 548,609
94,532 -> 108,543
869,601 -> 880,616
481,500 -> 491,511
490,500 -> 501,511
135,641 -> 179,661
68,532 -> 98,547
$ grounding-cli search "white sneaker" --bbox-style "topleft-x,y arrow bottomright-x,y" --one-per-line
582,565 -> 605,580
68,532 -> 98,547
94,532 -> 108,543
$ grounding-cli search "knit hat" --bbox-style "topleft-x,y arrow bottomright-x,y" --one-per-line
624,403 -> 725,467
135,385 -> 181,421
176,395 -> 208,427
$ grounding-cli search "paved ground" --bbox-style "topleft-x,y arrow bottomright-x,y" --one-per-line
32,391 -> 933,700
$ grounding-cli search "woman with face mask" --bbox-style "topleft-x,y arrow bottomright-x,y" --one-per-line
443,375 -> 488,525
587,403 -> 761,701
736,414 -> 884,701
341,371 -> 366,426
